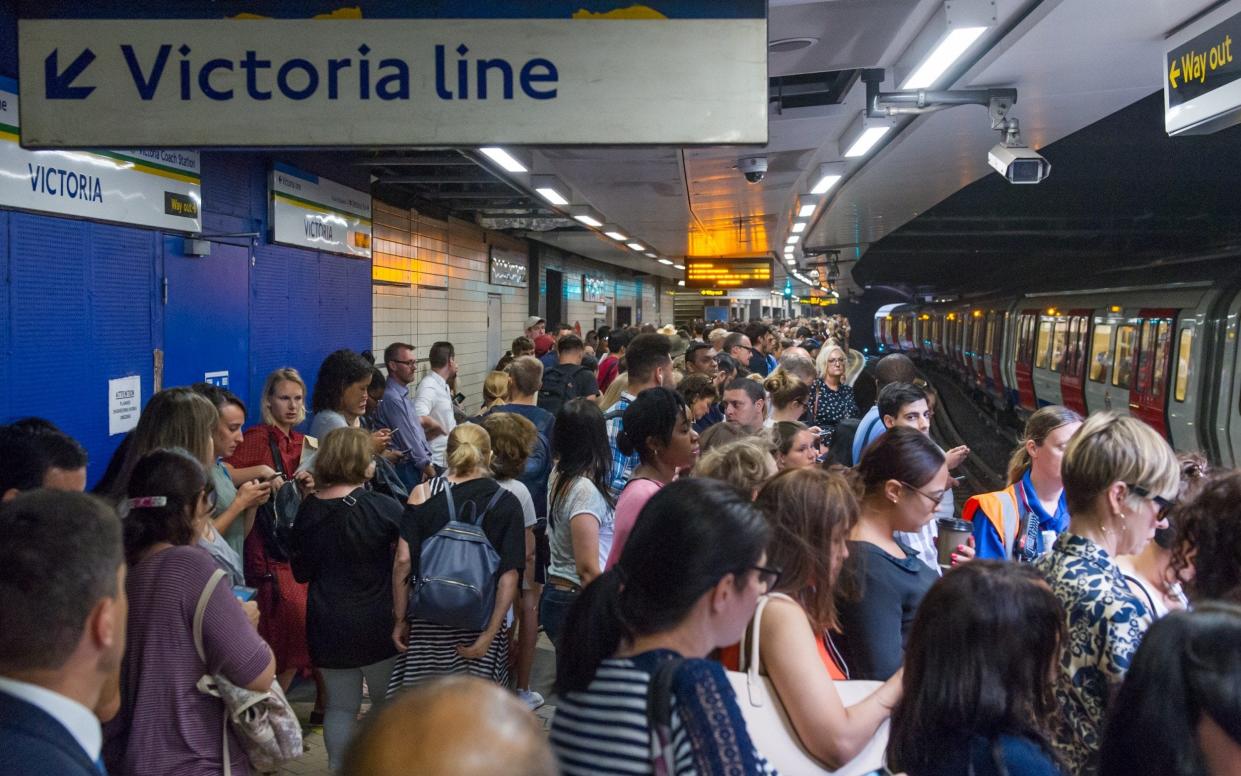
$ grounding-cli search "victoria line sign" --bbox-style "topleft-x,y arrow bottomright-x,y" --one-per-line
17,13 -> 767,147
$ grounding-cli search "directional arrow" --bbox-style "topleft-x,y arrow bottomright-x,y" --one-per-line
1169,59 -> 1181,89
45,48 -> 96,99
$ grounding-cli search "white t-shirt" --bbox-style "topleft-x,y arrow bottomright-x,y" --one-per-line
496,478 -> 537,529
547,472 -> 615,585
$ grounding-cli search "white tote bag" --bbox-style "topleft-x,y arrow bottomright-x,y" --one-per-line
725,593 -> 890,776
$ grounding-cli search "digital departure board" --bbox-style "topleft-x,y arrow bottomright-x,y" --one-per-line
684,257 -> 773,289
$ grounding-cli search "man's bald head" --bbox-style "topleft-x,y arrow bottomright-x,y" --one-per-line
874,353 -> 917,388
342,676 -> 557,776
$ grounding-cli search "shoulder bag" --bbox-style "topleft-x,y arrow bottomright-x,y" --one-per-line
193,569 -> 303,775
725,593 -> 890,776
253,431 -> 303,563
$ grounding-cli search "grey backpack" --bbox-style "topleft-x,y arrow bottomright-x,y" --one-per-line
409,483 -> 507,631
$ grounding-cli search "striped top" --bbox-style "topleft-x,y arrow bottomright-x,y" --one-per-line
550,650 -> 778,776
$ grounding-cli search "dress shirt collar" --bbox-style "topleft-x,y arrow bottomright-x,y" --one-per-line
0,675 -> 101,761
385,375 -> 410,399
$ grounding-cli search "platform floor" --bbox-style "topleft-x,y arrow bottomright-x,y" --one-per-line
278,633 -> 559,774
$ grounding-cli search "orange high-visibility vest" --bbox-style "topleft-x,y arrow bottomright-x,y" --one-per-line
962,484 -> 1022,556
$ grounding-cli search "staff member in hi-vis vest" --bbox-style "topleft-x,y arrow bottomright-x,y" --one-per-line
964,406 -> 1082,561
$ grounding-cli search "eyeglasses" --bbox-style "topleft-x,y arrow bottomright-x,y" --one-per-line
1126,483 -> 1175,515
748,564 -> 783,589
390,359 -> 417,368
900,481 -> 946,506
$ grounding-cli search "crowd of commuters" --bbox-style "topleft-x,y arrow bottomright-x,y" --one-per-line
4,312 -> 1241,776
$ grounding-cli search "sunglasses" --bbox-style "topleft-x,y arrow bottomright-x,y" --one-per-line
747,564 -> 783,589
1126,483 -> 1175,515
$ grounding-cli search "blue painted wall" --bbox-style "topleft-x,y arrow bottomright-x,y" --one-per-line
0,151 -> 373,485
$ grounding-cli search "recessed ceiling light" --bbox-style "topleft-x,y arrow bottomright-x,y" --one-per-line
791,221 -> 807,233
627,242 -> 645,251
478,147 -> 527,173
658,258 -> 675,266
769,37 -> 818,53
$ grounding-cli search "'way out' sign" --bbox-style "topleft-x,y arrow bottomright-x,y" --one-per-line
17,9 -> 767,147
1165,1 -> 1241,135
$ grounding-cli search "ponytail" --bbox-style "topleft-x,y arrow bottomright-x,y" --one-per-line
445,423 -> 492,475
1006,405 -> 1083,485
555,568 -> 627,693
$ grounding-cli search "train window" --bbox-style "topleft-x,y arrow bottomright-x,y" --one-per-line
1072,317 -> 1088,376
1136,320 -> 1155,393
984,317 -> 996,358
1175,328 -> 1192,403
1035,319 -> 1053,369
1089,323 -> 1113,382
1151,320 -> 1172,398
1113,325 -> 1137,389
1050,319 -> 1069,372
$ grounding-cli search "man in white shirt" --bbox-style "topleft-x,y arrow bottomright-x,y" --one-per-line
0,490 -> 127,775
414,341 -> 460,468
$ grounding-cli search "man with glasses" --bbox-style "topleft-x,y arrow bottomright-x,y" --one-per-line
722,332 -> 755,375
875,382 -> 972,571
377,341 -> 438,487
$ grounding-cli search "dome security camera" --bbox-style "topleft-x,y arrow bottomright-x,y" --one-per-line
737,156 -> 768,183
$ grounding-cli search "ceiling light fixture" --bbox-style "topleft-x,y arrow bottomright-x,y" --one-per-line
791,221 -> 807,233
569,205 -> 604,228
839,112 -> 894,159
478,147 -> 528,173
530,174 -> 569,206
601,224 -> 628,241
627,242 -> 645,251
677,279 -> 685,287
786,235 -> 800,245
899,0 -> 994,90
673,263 -> 685,270
810,161 -> 846,194
658,258 -> 675,266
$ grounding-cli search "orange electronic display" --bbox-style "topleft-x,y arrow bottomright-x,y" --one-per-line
684,257 -> 773,289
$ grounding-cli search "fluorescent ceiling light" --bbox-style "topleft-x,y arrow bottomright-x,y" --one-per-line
478,147 -> 527,173
530,175 -> 569,206
658,258 -> 674,266
677,280 -> 685,286
602,224 -> 628,241
786,235 -> 800,245
627,242 -> 645,251
810,162 -> 846,194
570,206 -> 604,228
786,257 -> 796,264
843,126 -> 890,158
901,26 -> 987,89
791,222 -> 807,233
798,202 -> 817,218
673,263 -> 685,270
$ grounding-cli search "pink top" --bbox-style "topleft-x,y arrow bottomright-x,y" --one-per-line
605,478 -> 665,570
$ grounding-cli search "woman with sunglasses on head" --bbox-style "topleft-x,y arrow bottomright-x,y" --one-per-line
550,478 -> 778,775
1116,452 -> 1208,618
1034,412 -> 1179,776
834,427 -> 947,681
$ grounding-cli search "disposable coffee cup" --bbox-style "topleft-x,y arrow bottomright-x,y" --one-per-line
937,517 -> 973,568
1041,530 -> 1058,554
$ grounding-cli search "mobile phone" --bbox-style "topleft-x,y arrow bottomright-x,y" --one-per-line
233,585 -> 258,602
953,475 -> 967,483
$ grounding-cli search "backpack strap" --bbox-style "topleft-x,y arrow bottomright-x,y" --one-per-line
646,657 -> 684,776
267,429 -> 289,478
443,481 -> 508,526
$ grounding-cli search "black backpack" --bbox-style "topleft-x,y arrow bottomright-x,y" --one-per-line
537,365 -> 590,416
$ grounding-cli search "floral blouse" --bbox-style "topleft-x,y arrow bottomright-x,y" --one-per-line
1034,533 -> 1151,776
804,378 -> 859,443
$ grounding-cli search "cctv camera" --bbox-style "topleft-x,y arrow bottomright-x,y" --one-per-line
988,143 -> 1050,184
737,156 -> 768,183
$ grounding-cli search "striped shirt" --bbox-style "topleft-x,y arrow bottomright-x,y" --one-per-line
550,650 -> 778,776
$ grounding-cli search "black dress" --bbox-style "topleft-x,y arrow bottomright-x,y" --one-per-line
290,487 -> 402,669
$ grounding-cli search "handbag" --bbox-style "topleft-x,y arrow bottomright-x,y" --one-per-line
725,593 -> 890,776
370,453 -> 410,502
193,569 -> 303,775
254,431 -> 303,563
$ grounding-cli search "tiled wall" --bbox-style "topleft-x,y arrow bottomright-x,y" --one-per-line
371,201 -> 675,410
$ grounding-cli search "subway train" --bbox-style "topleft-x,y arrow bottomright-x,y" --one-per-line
872,263 -> 1241,466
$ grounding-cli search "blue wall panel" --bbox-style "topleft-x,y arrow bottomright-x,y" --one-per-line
0,211 -> 8,423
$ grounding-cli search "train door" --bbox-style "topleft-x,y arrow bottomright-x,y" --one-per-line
1129,310 -> 1176,437
1083,314 -> 1118,414
1014,310 -> 1039,412
971,312 -> 987,386
1166,321 -> 1200,453
1058,309 -> 1092,416
1031,311 -> 1065,407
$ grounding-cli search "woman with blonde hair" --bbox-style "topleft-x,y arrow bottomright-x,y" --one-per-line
965,405 -> 1082,561
389,423 -> 526,691
226,367 -> 319,699
290,427 -> 401,770
477,371 -> 511,417
1034,412 -> 1179,774
693,437 -> 777,500
806,342 -> 859,445
763,370 -> 810,426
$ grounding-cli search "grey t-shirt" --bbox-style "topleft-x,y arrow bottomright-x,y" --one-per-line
547,473 -> 615,586
497,478 -> 537,529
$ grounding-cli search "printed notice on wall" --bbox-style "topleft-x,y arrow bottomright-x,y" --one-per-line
108,375 -> 141,436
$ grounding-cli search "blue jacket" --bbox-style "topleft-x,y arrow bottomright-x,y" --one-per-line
0,691 -> 101,776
